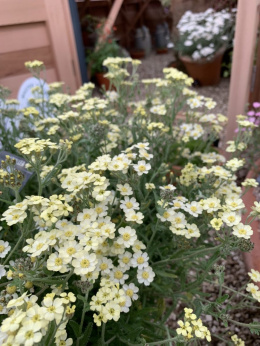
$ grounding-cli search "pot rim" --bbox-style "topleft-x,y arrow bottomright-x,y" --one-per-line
179,46 -> 226,64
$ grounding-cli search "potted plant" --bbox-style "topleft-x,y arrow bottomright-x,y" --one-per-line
174,8 -> 236,86
87,22 -> 121,90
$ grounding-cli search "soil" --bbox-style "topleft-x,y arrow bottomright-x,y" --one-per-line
166,251 -> 260,345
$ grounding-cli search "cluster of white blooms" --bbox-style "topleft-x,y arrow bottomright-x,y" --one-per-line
7,144 -> 154,328
150,104 -> 167,115
177,8 -> 235,60
1,195 -> 73,228
179,123 -> 204,141
246,269 -> 260,303
163,68 -> 193,86
157,156 -> 253,240
186,96 -> 216,110
0,291 -> 75,345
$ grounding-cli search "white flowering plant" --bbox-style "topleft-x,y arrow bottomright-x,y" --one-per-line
175,8 -> 236,61
0,59 -> 259,345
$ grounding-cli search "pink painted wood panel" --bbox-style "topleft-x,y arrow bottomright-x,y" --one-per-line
1,68 -> 58,98
0,0 -> 82,99
0,0 -> 46,26
0,22 -> 49,54
226,0 -> 260,145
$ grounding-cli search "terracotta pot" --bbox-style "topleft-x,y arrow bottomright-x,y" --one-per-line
156,48 -> 168,55
95,73 -> 114,91
167,60 -> 178,69
242,159 -> 260,284
130,51 -> 145,59
179,47 -> 225,86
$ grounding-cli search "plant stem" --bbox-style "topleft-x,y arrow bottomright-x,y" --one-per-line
153,245 -> 221,266
3,232 -> 24,265
14,189 -> 21,202
147,336 -> 178,345
76,289 -> 90,346
105,335 -> 116,345
0,198 -> 12,205
147,219 -> 159,251
101,322 -> 106,345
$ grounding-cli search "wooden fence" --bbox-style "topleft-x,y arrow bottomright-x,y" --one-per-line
0,0 -> 82,98
226,0 -> 260,143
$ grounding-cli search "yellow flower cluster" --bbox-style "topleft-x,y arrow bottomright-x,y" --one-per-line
176,308 -> 211,342
1,291 -> 75,345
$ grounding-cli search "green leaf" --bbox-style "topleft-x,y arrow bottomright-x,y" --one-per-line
78,322 -> 93,344
216,294 -> 229,304
193,299 -> 203,316
154,270 -> 178,279
69,320 -> 80,338
249,322 -> 260,335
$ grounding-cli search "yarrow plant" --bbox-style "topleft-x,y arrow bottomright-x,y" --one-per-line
175,8 -> 236,61
0,59 -> 259,345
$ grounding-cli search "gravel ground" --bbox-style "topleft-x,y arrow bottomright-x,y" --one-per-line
166,251 -> 260,345
136,50 -> 230,116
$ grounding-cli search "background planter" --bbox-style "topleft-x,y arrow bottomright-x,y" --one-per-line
242,159 -> 260,285
130,50 -> 145,59
95,72 -> 113,91
179,48 -> 225,86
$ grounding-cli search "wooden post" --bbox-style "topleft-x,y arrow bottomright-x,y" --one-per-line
101,0 -> 124,41
225,0 -> 260,145
45,0 -> 82,93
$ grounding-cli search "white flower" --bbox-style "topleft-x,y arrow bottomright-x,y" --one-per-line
184,202 -> 203,217
117,226 -> 137,248
98,257 -> 113,274
116,183 -> 133,196
42,297 -> 64,322
150,105 -> 166,115
15,322 -> 43,346
170,212 -> 187,229
110,267 -> 129,284
47,252 -> 70,273
118,251 -> 132,269
139,149 -> 153,160
0,265 -> 6,279
184,224 -> 200,238
125,210 -> 144,224
132,240 -> 146,252
192,51 -> 201,61
123,283 -> 139,301
0,241 -> 11,258
0,331 -> 7,344
72,251 -> 98,275
133,160 -> 151,176
131,251 -> 149,269
135,142 -> 149,150
248,269 -> 260,283
232,223 -> 253,239
106,91 -> 119,101
137,266 -> 155,286
222,211 -> 241,226
119,296 -> 132,313
120,197 -> 139,212
1,309 -> 26,333
159,184 -> 176,191
184,40 -> 193,46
